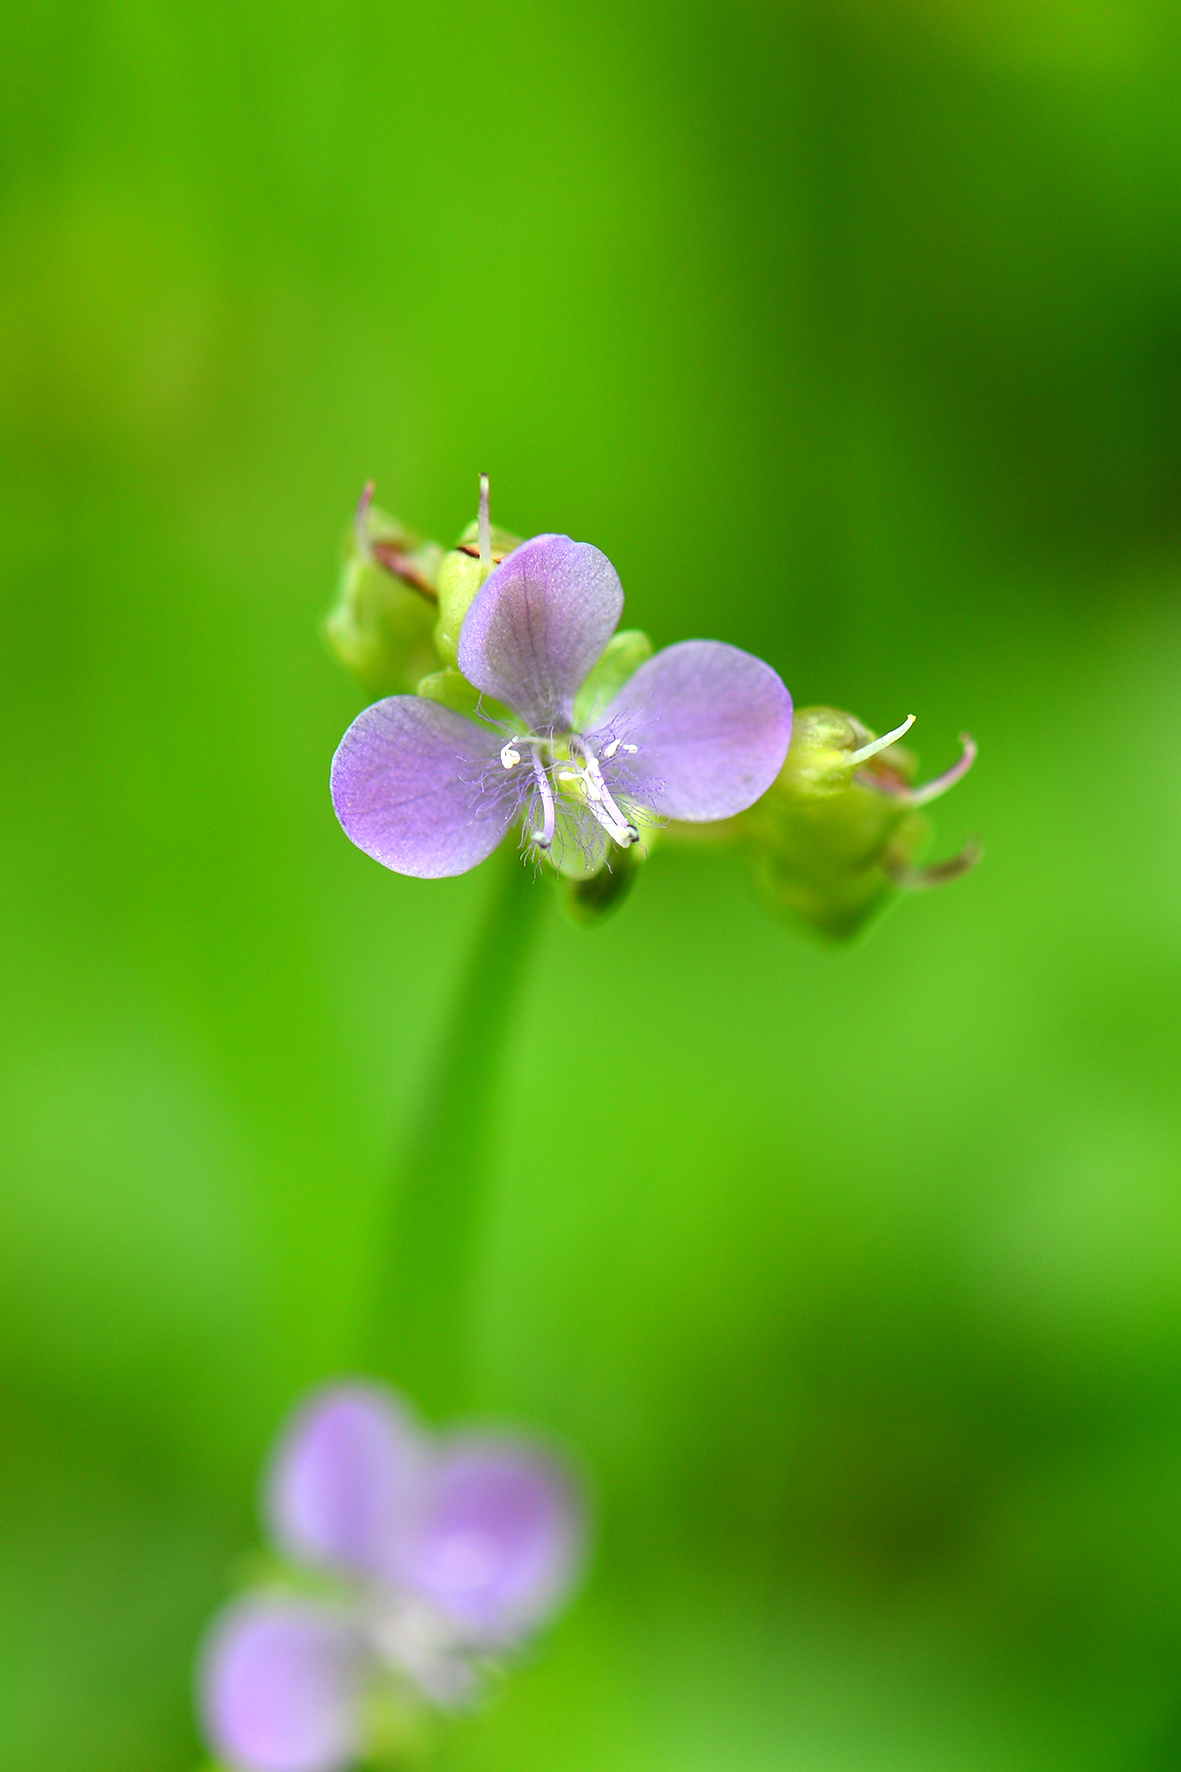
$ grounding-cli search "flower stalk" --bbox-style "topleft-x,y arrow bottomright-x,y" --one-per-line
368,841 -> 548,1414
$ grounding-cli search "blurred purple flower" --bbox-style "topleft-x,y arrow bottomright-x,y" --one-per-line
199,1383 -> 584,1772
330,533 -> 793,878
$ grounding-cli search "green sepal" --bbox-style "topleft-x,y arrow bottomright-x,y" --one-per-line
325,501 -> 444,697
360,1676 -> 441,1769
433,518 -> 522,665
415,666 -> 511,726
572,629 -> 653,729
561,840 -> 641,926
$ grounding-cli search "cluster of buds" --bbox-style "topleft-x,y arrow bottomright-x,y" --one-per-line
324,480 -> 977,933
324,478 -> 523,702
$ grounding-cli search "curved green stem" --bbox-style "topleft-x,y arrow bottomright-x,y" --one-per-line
368,844 -> 548,1413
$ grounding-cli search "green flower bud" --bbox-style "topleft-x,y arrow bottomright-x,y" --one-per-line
325,484 -> 445,696
733,707 -> 978,940
415,664 -> 511,726
414,664 -> 484,718
572,629 -> 653,729
433,474 -> 522,666
774,707 -> 915,802
561,839 -> 642,926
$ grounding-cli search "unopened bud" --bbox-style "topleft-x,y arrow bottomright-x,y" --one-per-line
572,630 -> 653,729
735,706 -> 978,939
325,484 -> 445,695
415,665 -> 510,725
433,476 -> 523,666
561,840 -> 641,926
775,707 -> 918,803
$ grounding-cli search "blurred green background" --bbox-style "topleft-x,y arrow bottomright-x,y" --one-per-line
4,0 -> 1181,1766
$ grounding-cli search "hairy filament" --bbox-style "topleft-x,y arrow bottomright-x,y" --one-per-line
574,739 -> 638,845
528,746 -> 556,849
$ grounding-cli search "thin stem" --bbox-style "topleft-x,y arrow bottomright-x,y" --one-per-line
367,843 -> 547,1413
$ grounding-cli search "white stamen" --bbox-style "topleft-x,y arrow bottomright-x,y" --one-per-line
477,472 -> 491,568
586,798 -> 634,844
500,741 -> 521,769
848,714 -> 916,767
574,739 -> 637,845
528,746 -> 555,849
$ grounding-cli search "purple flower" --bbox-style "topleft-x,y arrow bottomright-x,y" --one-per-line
330,533 -> 793,878
199,1383 -> 584,1772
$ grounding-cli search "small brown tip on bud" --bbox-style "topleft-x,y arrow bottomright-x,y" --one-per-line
883,838 -> 982,891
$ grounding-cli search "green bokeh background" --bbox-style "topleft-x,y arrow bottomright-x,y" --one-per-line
4,0 -> 1181,1766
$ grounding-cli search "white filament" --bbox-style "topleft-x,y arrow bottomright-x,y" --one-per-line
528,747 -> 556,849
848,714 -> 915,767
477,472 -> 491,567
574,740 -> 637,845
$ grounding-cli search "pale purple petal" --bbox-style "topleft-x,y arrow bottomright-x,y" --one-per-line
399,1440 -> 583,1644
331,697 -> 514,879
266,1383 -> 427,1582
457,535 -> 623,734
599,640 -> 792,820
199,1599 -> 365,1772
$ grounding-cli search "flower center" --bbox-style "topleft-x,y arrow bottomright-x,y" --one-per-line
497,730 -> 641,854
